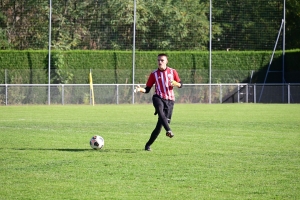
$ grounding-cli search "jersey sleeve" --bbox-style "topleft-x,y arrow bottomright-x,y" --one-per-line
173,69 -> 181,82
146,72 -> 156,88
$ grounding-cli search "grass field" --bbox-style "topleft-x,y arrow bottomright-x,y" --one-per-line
0,104 -> 299,199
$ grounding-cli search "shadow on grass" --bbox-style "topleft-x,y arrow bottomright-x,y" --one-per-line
12,148 -> 141,153
101,149 -> 141,153
12,148 -> 90,152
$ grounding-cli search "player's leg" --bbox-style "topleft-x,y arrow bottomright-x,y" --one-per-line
145,95 -> 169,151
165,100 -> 175,138
164,99 -> 174,124
152,95 -> 171,132
145,120 -> 162,151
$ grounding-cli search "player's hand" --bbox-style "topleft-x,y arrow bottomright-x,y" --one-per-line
134,85 -> 146,93
171,80 -> 181,87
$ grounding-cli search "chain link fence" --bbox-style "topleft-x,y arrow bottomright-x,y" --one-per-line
0,68 -> 261,85
1,83 -> 299,105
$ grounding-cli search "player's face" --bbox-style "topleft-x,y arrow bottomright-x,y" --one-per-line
157,56 -> 168,71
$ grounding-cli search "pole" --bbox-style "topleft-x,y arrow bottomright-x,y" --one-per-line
209,0 -> 212,104
282,0 -> 286,102
48,0 -> 52,105
132,0 -> 137,104
258,20 -> 284,102
5,69 -> 7,84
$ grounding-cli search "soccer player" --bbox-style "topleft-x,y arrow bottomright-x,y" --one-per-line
134,53 -> 182,151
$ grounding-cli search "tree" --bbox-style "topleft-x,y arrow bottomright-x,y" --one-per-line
212,0 -> 283,50
0,0 -> 299,51
0,0 -> 49,49
137,0 -> 217,50
286,0 -> 300,49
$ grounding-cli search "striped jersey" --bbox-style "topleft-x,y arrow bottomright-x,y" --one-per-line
146,67 -> 181,101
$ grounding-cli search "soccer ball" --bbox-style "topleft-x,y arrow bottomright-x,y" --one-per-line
90,135 -> 104,150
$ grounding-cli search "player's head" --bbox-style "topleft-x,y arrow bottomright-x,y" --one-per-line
157,54 -> 168,71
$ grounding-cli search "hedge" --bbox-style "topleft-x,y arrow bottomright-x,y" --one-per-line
0,50 -> 299,84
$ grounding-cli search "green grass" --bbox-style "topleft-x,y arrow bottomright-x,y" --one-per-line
0,104 -> 299,199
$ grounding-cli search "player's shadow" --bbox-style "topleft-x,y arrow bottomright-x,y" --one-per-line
100,149 -> 140,153
12,148 -> 141,153
13,148 -> 90,152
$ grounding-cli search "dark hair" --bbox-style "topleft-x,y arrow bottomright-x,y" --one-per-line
158,53 -> 168,58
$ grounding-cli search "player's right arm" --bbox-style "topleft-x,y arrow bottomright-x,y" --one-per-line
134,85 -> 145,93
134,85 -> 151,93
134,73 -> 154,94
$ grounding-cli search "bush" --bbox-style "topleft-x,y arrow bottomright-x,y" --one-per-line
0,50 -> 299,84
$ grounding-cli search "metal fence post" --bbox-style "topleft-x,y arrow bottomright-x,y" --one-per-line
116,84 -> 119,105
219,84 -> 222,103
254,84 -> 256,103
5,84 -> 8,105
246,84 -> 249,103
238,84 -> 240,103
62,85 -> 64,105
288,83 -> 290,104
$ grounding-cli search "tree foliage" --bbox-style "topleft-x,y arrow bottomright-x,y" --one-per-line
212,0 -> 284,50
285,0 -> 300,49
0,0 -> 49,49
0,0 -> 298,51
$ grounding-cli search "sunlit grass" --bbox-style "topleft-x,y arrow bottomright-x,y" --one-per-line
0,104 -> 299,199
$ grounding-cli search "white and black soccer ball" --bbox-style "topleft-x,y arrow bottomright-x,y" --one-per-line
90,135 -> 104,150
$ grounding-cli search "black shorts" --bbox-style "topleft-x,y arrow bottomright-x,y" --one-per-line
152,95 -> 174,123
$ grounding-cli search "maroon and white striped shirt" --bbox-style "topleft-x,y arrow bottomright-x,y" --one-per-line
146,67 -> 181,101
